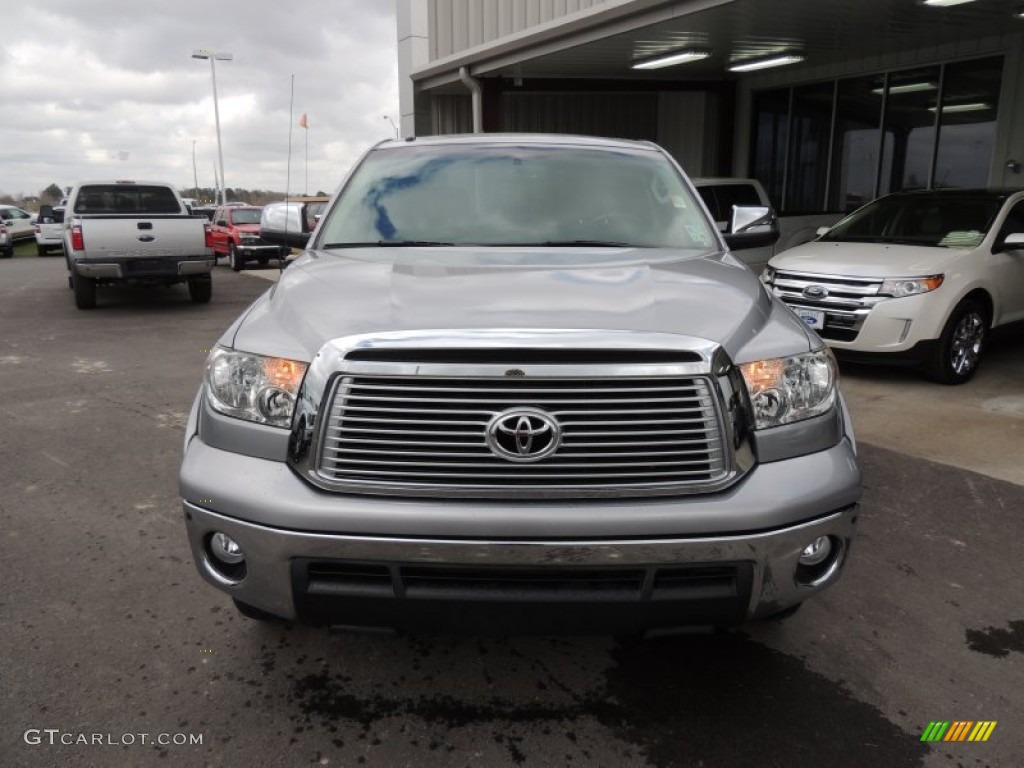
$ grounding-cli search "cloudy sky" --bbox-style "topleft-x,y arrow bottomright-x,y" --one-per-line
0,0 -> 398,200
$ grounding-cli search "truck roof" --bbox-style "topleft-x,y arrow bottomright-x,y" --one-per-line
372,133 -> 659,152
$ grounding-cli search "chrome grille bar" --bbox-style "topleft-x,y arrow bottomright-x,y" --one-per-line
314,371 -> 731,498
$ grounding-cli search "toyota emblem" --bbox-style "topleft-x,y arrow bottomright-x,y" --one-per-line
486,408 -> 561,462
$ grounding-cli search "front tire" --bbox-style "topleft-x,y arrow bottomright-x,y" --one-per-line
188,275 -> 212,303
72,271 -> 96,309
229,243 -> 243,272
923,299 -> 987,385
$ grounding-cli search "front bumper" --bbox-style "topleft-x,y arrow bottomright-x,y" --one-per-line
236,243 -> 287,257
780,290 -> 949,354
181,432 -> 861,632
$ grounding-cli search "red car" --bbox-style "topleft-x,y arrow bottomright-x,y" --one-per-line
209,205 -> 288,271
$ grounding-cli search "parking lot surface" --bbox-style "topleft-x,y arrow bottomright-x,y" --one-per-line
2,255 -> 1021,767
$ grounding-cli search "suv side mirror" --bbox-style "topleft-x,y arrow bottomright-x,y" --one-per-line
724,205 -> 780,251
996,232 -> 1024,252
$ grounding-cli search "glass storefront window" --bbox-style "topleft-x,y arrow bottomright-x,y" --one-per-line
829,75 -> 885,212
750,89 -> 789,208
749,56 -> 1002,213
786,82 -> 834,212
933,57 -> 1002,189
879,67 -> 941,195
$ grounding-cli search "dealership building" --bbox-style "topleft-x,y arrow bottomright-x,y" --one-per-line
397,0 -> 1024,216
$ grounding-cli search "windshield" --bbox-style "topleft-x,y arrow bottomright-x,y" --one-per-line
317,144 -> 717,251
230,208 -> 262,225
822,194 -> 1003,248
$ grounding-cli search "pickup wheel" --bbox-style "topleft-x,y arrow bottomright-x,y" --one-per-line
72,272 -> 97,309
923,299 -> 987,385
232,598 -> 283,622
37,244 -> 48,257
229,243 -> 243,272
188,275 -> 212,303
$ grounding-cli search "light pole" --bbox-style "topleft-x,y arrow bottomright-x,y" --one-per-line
191,139 -> 199,199
192,49 -> 232,206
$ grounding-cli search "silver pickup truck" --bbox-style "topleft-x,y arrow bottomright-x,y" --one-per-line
180,134 -> 861,635
63,180 -> 215,309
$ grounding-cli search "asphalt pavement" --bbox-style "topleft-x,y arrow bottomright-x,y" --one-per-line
1,254 -> 1021,768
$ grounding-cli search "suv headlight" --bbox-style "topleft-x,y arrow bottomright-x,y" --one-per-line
739,348 -> 837,429
879,275 -> 943,298
205,347 -> 308,427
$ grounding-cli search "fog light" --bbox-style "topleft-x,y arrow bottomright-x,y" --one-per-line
210,532 -> 245,565
799,536 -> 832,566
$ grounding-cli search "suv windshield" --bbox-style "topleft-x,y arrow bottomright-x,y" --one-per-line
822,194 -> 1003,248
318,144 -> 717,251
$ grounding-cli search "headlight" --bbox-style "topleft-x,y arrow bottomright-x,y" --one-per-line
879,275 -> 943,298
739,348 -> 837,429
205,347 -> 308,427
760,265 -> 775,285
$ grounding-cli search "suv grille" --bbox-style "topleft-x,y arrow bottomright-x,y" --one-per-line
316,373 -> 729,498
771,270 -> 886,342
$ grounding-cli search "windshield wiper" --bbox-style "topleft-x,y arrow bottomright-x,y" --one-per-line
824,236 -> 935,246
322,240 -> 454,248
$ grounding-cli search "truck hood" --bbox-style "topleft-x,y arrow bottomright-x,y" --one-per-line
770,240 -> 962,277
229,247 -> 816,364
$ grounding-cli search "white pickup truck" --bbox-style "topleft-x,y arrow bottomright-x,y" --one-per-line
63,180 -> 215,309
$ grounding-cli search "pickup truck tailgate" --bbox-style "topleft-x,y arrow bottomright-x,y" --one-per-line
76,215 -> 209,259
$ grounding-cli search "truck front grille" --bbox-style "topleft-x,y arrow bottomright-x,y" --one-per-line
315,373 -> 729,498
771,270 -> 887,342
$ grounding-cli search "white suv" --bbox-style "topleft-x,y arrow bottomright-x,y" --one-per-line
764,189 -> 1024,384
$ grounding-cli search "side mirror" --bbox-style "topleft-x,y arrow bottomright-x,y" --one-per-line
816,226 -> 831,237
996,232 -> 1024,252
216,219 -> 227,227
724,205 -> 780,251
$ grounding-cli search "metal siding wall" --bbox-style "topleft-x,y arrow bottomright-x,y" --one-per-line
468,0 -> 483,48
431,95 -> 474,134
501,92 -> 658,140
482,0 -> 499,42
427,0 -> 611,60
451,0 -> 469,54
656,92 -> 721,177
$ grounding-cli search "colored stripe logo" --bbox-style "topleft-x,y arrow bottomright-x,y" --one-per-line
921,721 -> 997,742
